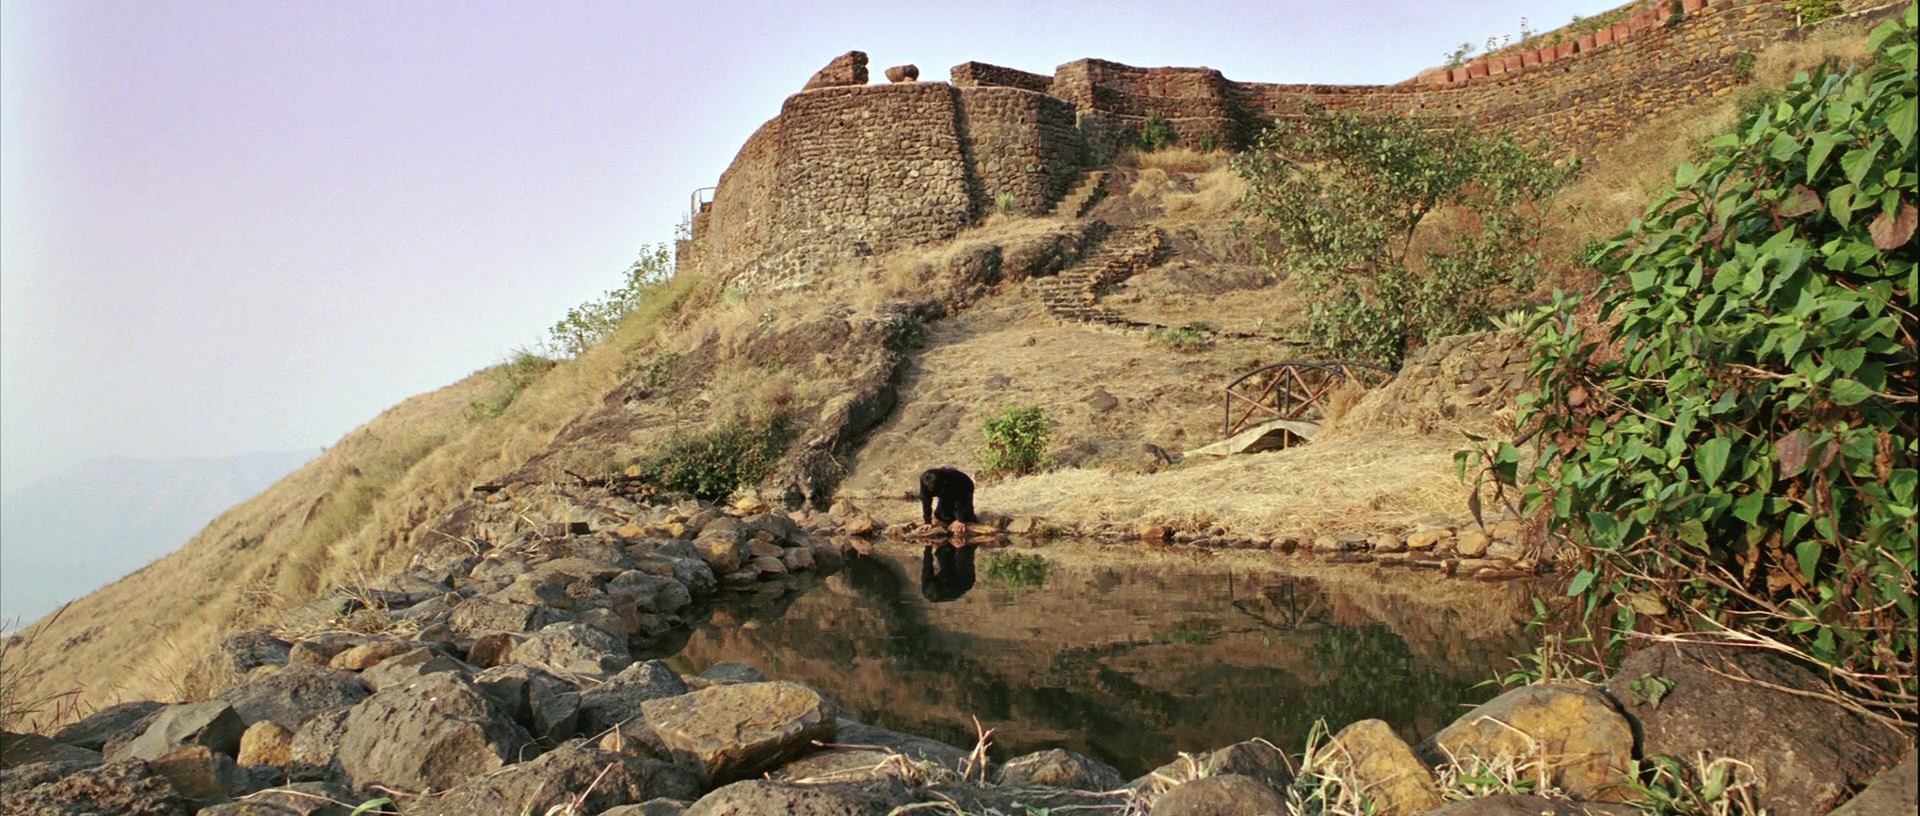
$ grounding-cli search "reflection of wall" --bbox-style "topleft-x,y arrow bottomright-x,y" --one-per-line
672,548 -> 1538,776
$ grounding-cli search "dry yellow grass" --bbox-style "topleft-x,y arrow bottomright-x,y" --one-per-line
1126,147 -> 1224,174
1160,164 -> 1247,223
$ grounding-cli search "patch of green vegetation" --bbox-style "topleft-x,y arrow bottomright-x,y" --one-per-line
1731,50 -> 1757,82
640,414 -> 795,503
883,312 -> 927,352
639,351 -> 679,390
1789,0 -> 1844,26
1160,620 -> 1223,646
1235,108 -> 1576,367
1137,113 -> 1175,152
984,551 -> 1051,590
1149,321 -> 1216,352
1488,7 -> 1918,719
995,192 -> 1019,216
1625,755 -> 1764,815
979,404 -> 1052,477
467,349 -> 553,419
549,243 -> 674,358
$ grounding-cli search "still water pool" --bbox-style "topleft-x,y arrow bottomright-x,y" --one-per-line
659,540 -> 1544,778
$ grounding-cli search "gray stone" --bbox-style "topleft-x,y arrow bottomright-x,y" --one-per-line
514,621 -> 631,678
699,662 -> 766,684
336,673 -> 532,792
217,662 -> 369,729
112,701 -> 245,762
598,800 -> 691,816
473,664 -> 581,742
686,778 -> 909,816
1832,750 -> 1918,816
610,571 -> 693,614
359,647 -> 470,692
0,758 -> 192,815
1149,774 -> 1286,816
642,681 -> 835,785
409,739 -> 699,816
288,707 -> 349,773
1422,795 -> 1639,815
1,732 -> 101,768
51,701 -> 165,752
194,781 -> 354,815
579,660 -> 689,736
995,748 -> 1124,791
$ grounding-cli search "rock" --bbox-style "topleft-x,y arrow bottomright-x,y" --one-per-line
499,558 -> 623,610
288,708 -> 350,772
782,546 -> 816,572
2,732 -> 100,768
579,660 -> 690,735
801,50 -> 868,91
611,571 -> 694,614
1311,535 -> 1343,553
1421,795 -> 1639,815
325,639 -> 410,672
600,800 -> 692,816
1422,682 -> 1632,801
883,64 -> 919,83
50,701 -> 165,752
1606,642 -> 1911,814
201,630 -> 293,677
112,701 -> 245,762
1135,739 -> 1293,795
1371,533 -> 1407,553
236,721 -> 293,767
693,537 -> 746,575
217,662 -> 369,730
465,632 -> 515,669
285,634 -> 367,667
1327,719 -> 1439,816
195,781 -> 353,815
749,555 -> 788,577
447,597 -> 545,634
474,664 -> 581,743
995,748 -> 1124,791
1149,773 -> 1287,816
359,647 -> 470,692
514,621 -> 631,678
1455,529 -> 1491,557
147,744 -> 251,801
1406,529 -> 1451,550
2,758 -> 192,815
410,739 -> 700,816
642,681 -> 835,784
700,663 -> 767,684
841,514 -> 878,537
336,673 -> 532,792
685,778 -> 909,816
1832,749 -> 1918,815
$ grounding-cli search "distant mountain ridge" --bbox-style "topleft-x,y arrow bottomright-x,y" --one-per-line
0,450 -> 316,624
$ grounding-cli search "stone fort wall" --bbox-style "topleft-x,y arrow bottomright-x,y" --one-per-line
694,0 -> 1883,289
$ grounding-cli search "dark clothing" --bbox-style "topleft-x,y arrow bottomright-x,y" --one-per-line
920,544 -> 977,602
919,467 -> 978,524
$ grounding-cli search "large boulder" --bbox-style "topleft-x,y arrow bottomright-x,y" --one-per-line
50,702 -> 165,753
642,681 -> 835,784
3,758 -> 193,815
236,721 -> 294,768
994,748 -> 1124,791
288,708 -> 350,773
685,778 -> 908,816
513,620 -> 631,678
883,64 -> 919,83
610,571 -> 693,614
359,646 -> 470,692
800,51 -> 868,92
1422,796 -> 1639,815
336,673 -> 532,792
1,733 -> 101,769
774,719 -> 967,785
1134,739 -> 1293,796
200,630 -> 293,677
1605,643 -> 1911,815
195,781 -> 354,815
1149,774 -> 1287,816
1421,682 -> 1633,801
1327,719 -> 1440,816
217,662 -> 369,729
110,701 -> 245,762
473,664 -> 582,742
578,660 -> 689,735
410,739 -> 699,816
146,744 -> 253,802
1832,749 -> 1918,815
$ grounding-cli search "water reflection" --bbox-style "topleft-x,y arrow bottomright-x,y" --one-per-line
920,544 -> 978,602
664,542 -> 1543,778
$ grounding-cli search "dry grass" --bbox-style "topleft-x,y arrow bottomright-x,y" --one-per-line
1161,164 -> 1247,223
1,606 -> 83,734
1126,146 -> 1223,174
977,430 -> 1468,538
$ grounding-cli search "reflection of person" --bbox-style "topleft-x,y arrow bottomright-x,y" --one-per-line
920,543 -> 977,602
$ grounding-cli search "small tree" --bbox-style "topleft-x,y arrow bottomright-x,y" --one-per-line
549,243 -> 675,358
979,405 -> 1052,476
1235,110 -> 1576,366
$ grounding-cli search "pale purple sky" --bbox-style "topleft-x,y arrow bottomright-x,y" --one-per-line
0,0 -> 1618,490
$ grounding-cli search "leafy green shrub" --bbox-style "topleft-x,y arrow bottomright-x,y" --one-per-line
882,313 -> 926,352
1198,133 -> 1219,154
640,414 -> 795,502
466,349 -> 553,419
1235,109 -> 1576,367
984,551 -> 1050,589
1789,0 -> 1844,26
549,244 -> 674,358
1149,321 -> 1216,352
979,405 -> 1051,476
994,193 -> 1018,216
1731,51 -> 1757,82
1137,114 -> 1175,152
639,352 -> 679,390
1501,7 -> 1917,721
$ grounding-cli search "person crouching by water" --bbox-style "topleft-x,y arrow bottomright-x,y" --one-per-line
919,466 -> 978,532
920,541 -> 977,602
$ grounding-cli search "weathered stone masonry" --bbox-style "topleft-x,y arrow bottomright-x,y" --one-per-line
694,0 -> 1861,291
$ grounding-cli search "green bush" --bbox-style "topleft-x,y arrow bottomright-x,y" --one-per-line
994,193 -> 1018,216
640,414 -> 795,503
1235,109 -> 1576,367
984,551 -> 1050,589
883,313 -> 927,352
466,349 -> 553,419
1789,0 -> 1844,25
1137,114 -> 1175,152
1149,320 -> 1216,352
979,405 -> 1051,476
549,244 -> 674,358
1500,7 -> 1917,720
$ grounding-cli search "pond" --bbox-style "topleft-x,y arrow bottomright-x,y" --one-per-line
656,539 -> 1546,779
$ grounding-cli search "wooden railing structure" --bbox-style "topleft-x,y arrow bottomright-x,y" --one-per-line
1221,361 -> 1394,437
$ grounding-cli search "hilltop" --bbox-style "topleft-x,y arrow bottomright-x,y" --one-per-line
2,5 -> 1907,805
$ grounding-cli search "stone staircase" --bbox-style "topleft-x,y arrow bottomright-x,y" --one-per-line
1032,225 -> 1167,328
1050,171 -> 1109,219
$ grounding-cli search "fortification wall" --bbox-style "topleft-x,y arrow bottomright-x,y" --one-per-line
958,88 -> 1084,216
950,61 -> 1054,93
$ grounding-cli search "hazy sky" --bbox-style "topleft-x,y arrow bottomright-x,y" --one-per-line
0,0 -> 1619,490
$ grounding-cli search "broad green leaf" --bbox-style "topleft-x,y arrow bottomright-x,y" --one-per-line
1830,378 -> 1873,405
1567,568 -> 1596,597
1696,437 -> 1732,487
1807,133 -> 1844,179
